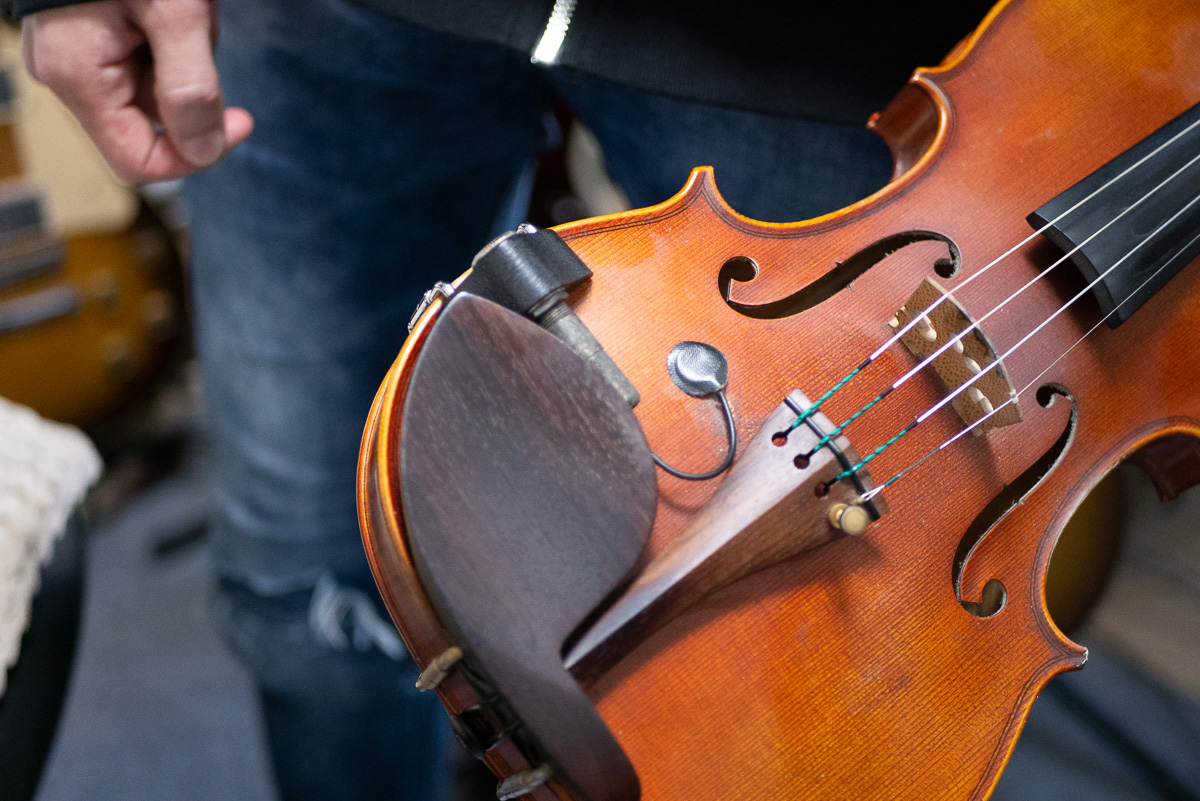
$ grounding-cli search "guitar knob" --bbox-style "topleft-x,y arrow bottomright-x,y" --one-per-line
91,269 -> 121,311
133,226 -> 170,275
102,332 -> 136,381
141,289 -> 178,341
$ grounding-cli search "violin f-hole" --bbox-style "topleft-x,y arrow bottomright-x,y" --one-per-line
961,578 -> 1007,618
717,231 -> 962,320
953,384 -> 1077,619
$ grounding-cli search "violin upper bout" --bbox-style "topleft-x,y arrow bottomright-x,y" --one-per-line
868,82 -> 948,182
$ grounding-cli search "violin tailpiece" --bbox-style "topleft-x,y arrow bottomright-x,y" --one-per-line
565,391 -> 885,680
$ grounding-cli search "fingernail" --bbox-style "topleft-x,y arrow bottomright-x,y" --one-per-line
182,130 -> 226,167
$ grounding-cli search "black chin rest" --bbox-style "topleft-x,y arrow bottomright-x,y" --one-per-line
400,292 -> 655,801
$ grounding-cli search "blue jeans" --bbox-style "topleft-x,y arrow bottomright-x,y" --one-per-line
184,0 -> 892,798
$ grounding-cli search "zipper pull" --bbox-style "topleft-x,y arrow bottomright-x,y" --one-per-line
530,0 -> 577,65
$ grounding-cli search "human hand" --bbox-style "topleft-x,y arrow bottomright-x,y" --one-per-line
21,0 -> 254,183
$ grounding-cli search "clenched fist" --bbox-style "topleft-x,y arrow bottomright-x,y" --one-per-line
21,0 -> 253,182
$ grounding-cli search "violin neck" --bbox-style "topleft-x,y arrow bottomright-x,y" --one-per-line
1028,100 -> 1200,328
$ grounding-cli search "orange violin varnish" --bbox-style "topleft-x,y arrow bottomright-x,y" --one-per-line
359,1 -> 1200,798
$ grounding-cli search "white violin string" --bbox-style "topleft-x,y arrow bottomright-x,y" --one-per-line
798,147 -> 1200,456
890,150 -> 1200,394
860,223 -> 1200,503
843,184 -> 1200,474
913,185 -> 1200,426
789,113 -> 1200,432
840,183 -> 1200,496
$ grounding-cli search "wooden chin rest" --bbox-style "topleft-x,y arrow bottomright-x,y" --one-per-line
400,292 -> 657,801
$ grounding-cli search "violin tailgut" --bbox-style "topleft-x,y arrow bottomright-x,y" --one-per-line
564,391 -> 884,681
891,277 -> 1021,433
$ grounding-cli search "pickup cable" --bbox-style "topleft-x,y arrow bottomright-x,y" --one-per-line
652,341 -> 738,481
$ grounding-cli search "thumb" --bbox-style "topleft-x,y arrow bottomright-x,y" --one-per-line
138,0 -> 226,167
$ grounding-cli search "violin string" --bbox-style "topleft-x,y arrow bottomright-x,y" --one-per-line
787,113 -> 1200,434
836,185 -> 1200,489
913,184 -> 1200,423
797,146 -> 1200,458
837,185 -> 1200,479
856,222 -> 1200,503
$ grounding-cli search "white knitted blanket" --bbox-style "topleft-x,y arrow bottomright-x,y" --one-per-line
0,397 -> 101,695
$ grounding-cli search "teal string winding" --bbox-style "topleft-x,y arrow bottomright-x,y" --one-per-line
834,421 -> 919,482
786,363 -> 863,433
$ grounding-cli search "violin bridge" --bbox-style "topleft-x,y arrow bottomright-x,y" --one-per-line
890,277 -> 1021,433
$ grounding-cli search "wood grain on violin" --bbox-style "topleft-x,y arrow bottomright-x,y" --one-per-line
359,1 -> 1200,799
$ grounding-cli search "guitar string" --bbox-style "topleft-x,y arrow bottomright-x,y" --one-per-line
855,222 -> 1200,503
786,113 -> 1200,435
796,145 -> 1200,458
833,183 -> 1200,488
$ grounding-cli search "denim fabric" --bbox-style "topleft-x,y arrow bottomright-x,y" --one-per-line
184,0 -> 893,798
185,0 -> 555,596
212,577 -> 449,801
554,76 -> 894,225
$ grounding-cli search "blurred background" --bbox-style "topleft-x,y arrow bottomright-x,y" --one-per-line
0,18 -> 1198,801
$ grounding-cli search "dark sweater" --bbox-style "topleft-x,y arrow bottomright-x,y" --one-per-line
5,0 -> 995,123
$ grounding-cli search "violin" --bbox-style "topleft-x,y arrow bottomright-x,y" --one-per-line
358,0 -> 1200,799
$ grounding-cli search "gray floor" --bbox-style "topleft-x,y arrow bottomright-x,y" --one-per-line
34,461 -> 278,801
32,448 -> 1200,801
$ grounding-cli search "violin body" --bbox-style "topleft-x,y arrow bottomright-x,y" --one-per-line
359,1 -> 1200,798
